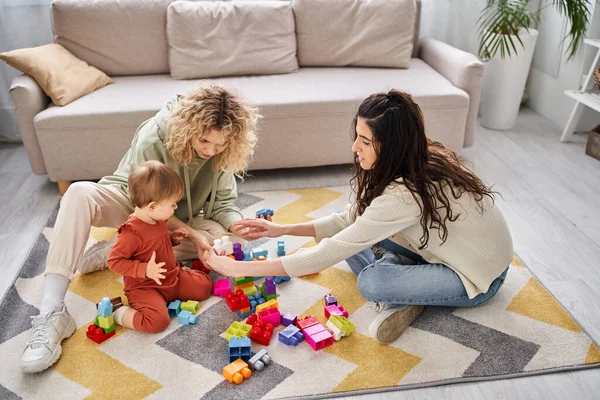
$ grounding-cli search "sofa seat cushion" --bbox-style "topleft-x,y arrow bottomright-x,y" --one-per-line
34,59 -> 469,180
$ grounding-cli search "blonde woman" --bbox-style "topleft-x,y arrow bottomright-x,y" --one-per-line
21,85 -> 259,373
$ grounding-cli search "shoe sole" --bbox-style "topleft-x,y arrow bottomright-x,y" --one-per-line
21,316 -> 77,373
77,240 -> 114,274
370,305 -> 424,344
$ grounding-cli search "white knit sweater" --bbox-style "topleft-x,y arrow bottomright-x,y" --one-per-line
280,182 -> 513,299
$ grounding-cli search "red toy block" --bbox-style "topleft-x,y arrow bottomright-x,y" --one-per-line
86,324 -> 115,344
225,289 -> 250,312
249,319 -> 274,346
296,316 -> 319,332
246,313 -> 258,326
324,304 -> 349,319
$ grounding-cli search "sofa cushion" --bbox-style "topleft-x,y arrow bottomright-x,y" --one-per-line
0,44 -> 113,106
293,0 -> 416,68
52,0 -> 172,76
167,0 -> 298,80
33,60 -> 468,180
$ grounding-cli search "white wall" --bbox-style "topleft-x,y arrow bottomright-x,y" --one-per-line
527,2 -> 600,132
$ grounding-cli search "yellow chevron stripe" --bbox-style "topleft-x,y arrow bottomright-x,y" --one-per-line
585,343 -> 600,364
274,188 -> 344,224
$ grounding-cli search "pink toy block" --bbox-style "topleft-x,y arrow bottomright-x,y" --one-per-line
324,304 -> 349,319
296,316 -> 319,332
257,306 -> 280,327
214,279 -> 232,297
303,323 -> 334,351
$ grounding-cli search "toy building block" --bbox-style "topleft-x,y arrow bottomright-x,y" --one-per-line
303,323 -> 334,351
225,321 -> 252,340
214,279 -> 232,297
260,277 -> 277,301
249,319 -> 274,346
326,315 -> 356,340
296,316 -> 320,333
213,235 -> 234,255
86,324 -> 115,344
236,308 -> 254,319
279,325 -> 305,346
225,290 -> 251,312
229,337 -> 252,362
241,285 -> 258,296
233,243 -> 245,261
181,300 -> 200,314
255,299 -> 278,315
257,306 -> 280,327
324,293 -> 337,307
248,349 -> 272,371
246,313 -> 258,326
97,297 -> 113,318
234,276 -> 255,287
255,208 -> 274,219
178,310 -> 198,325
324,304 -> 349,319
96,296 -> 123,313
273,276 -> 291,284
277,240 -> 286,257
250,247 -> 268,259
168,300 -> 182,317
248,293 -> 266,314
223,359 -> 252,384
96,314 -> 114,330
281,313 -> 297,327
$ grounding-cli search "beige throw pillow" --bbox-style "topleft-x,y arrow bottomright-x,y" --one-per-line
293,0 -> 416,68
167,0 -> 298,80
0,44 -> 113,106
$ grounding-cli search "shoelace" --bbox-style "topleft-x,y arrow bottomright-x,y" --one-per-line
27,311 -> 55,347
367,301 -> 387,313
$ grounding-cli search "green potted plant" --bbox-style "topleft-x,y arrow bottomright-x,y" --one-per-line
477,0 -> 595,130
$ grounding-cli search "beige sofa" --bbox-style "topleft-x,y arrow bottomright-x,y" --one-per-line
9,0 -> 484,194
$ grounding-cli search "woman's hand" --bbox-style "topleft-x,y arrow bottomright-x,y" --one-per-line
206,250 -> 239,277
230,217 -> 285,240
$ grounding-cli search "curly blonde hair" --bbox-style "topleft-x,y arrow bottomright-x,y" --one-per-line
165,85 -> 259,174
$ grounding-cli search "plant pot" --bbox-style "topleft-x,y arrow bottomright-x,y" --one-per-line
586,124 -> 600,162
479,28 -> 539,130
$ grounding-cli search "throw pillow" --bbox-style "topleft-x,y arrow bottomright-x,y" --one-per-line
0,44 -> 113,106
167,0 -> 298,80
293,0 -> 416,68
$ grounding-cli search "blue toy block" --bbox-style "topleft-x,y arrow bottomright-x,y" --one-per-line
277,240 -> 286,257
250,248 -> 268,259
229,337 -> 252,362
243,250 -> 252,261
97,297 -> 113,318
178,310 -> 197,325
168,300 -> 182,317
279,325 -> 305,346
255,208 -> 274,219
273,276 -> 291,284
237,309 -> 254,319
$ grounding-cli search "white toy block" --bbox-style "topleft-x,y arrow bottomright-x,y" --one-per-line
213,236 -> 234,255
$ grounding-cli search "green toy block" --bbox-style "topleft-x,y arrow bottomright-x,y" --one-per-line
234,276 -> 255,286
328,315 -> 356,336
260,285 -> 277,301
97,314 -> 114,330
103,324 -> 115,334
224,321 -> 252,340
241,285 -> 258,296
181,300 -> 200,314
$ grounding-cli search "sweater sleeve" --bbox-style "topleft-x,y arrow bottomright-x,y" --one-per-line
281,186 -> 421,277
312,204 -> 353,242
107,226 -> 148,279
209,171 -> 243,230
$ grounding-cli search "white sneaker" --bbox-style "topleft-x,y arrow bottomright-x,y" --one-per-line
368,303 -> 424,343
77,236 -> 116,274
21,306 -> 77,373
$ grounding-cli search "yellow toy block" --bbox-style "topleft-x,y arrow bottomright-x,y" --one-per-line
181,300 -> 200,314
223,359 -> 252,384
224,321 -> 252,340
255,299 -> 278,314
241,285 -> 258,296
97,314 -> 114,330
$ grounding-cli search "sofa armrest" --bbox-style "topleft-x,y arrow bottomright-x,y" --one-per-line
9,74 -> 50,175
419,38 -> 484,147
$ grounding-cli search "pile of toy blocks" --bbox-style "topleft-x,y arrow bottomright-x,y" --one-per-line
168,299 -> 201,325
86,296 -> 122,344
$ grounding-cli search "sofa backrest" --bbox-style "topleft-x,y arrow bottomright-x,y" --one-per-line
51,0 -> 172,76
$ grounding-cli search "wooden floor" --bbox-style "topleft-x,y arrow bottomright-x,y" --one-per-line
0,108 -> 599,399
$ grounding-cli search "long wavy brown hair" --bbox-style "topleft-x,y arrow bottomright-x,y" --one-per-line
350,89 -> 495,249
165,85 -> 259,174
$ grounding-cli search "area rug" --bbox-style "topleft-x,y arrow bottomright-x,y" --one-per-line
0,186 -> 599,399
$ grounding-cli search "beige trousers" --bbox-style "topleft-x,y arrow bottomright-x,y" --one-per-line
45,181 -> 242,280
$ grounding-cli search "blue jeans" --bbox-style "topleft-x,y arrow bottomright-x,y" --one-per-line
345,239 -> 508,307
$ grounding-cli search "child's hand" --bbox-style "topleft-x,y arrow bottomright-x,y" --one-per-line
230,217 -> 283,240
170,228 -> 188,245
146,251 -> 167,285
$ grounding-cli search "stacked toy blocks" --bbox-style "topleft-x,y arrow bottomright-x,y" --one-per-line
255,208 -> 274,219
168,299 -> 198,325
260,276 -> 277,301
296,315 -> 334,351
213,235 -> 234,255
234,276 -> 258,296
276,239 -> 286,256
232,243 -> 244,261
326,315 -> 356,341
225,289 -> 251,313
86,296 -> 117,344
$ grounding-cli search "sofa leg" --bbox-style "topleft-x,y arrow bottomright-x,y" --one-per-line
57,181 -> 72,195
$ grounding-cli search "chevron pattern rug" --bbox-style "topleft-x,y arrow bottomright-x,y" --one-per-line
1,185 -> 599,399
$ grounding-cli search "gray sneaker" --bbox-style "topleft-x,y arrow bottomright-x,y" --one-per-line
77,236 -> 116,274
368,303 -> 424,343
21,306 -> 77,373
